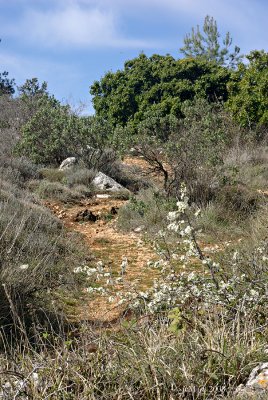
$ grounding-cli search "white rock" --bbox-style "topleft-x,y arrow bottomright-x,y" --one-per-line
133,225 -> 145,233
236,362 -> 268,396
96,194 -> 111,199
59,157 -> 77,170
92,172 -> 124,192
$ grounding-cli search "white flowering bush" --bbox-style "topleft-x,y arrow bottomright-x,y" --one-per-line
113,185 -> 268,331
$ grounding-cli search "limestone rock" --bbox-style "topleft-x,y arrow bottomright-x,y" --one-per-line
59,157 -> 77,170
92,172 -> 124,192
133,225 -> 145,233
96,194 -> 111,199
236,362 -> 268,397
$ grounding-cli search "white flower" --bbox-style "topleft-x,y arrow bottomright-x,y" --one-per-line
167,211 -> 179,222
85,267 -> 97,276
176,201 -> 187,213
167,222 -> 179,232
73,266 -> 83,273
187,272 -> 196,281
232,251 -> 239,261
184,225 -> 192,235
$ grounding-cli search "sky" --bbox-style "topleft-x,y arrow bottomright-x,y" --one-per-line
0,0 -> 267,114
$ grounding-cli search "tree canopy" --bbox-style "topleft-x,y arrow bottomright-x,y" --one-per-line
180,15 -> 242,68
227,50 -> 268,129
90,53 -> 231,127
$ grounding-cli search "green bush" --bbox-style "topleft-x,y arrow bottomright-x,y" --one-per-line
0,154 -> 39,188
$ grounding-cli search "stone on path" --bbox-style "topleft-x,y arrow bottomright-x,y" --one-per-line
59,157 -> 77,170
92,172 -> 124,192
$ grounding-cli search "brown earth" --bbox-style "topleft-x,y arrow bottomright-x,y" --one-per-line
46,195 -> 158,323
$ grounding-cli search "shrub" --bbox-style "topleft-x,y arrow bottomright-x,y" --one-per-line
35,180 -> 93,203
134,99 -> 237,202
117,188 -> 174,233
216,184 -> 262,217
39,168 -> 66,183
0,184 -> 87,333
64,167 -> 95,188
0,159 -> 39,190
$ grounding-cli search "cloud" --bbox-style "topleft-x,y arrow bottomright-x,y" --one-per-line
3,3 -> 155,49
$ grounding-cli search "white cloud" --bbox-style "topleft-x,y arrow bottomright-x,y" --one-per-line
3,3 -> 155,49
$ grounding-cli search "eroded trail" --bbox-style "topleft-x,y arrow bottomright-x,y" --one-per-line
46,196 -> 158,323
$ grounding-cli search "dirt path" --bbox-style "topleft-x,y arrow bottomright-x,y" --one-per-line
46,195 -> 158,323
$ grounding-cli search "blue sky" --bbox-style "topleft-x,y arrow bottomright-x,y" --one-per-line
0,0 -> 267,114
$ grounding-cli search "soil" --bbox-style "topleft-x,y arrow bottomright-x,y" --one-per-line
46,195 -> 158,323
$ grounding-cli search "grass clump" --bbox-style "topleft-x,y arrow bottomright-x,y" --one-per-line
0,182 -> 88,335
39,167 -> 66,182
34,180 -> 93,203
64,167 -> 96,187
117,188 -> 174,234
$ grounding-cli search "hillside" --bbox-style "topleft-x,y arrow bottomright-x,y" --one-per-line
0,20 -> 268,398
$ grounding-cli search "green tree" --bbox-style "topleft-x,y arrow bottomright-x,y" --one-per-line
134,99 -> 235,200
0,71 -> 15,95
16,96 -> 113,166
227,50 -> 268,130
90,53 -> 230,127
17,78 -> 52,122
18,77 -> 48,98
16,99 -> 79,164
180,15 -> 242,68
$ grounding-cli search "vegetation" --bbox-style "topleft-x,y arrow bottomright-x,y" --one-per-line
227,50 -> 268,129
90,53 -> 231,127
180,15 -> 242,67
0,15 -> 267,399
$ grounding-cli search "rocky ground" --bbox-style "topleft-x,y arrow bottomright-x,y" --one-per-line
46,194 -> 158,323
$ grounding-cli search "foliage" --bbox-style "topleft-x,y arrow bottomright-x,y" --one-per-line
0,71 -> 15,96
0,181 -> 86,332
117,188 -> 174,234
16,96 -> 114,166
134,99 -> 235,200
18,77 -> 48,98
90,53 -> 231,127
227,50 -> 268,130
180,15 -> 242,67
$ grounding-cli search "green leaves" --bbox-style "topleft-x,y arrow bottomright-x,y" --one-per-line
90,53 -> 230,128
227,50 -> 268,131
180,15 -> 242,68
